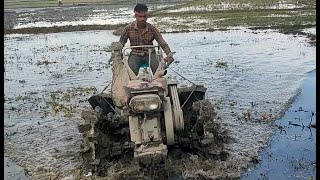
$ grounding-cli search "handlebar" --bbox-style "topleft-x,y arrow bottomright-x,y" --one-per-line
122,45 -> 159,54
123,45 -> 159,49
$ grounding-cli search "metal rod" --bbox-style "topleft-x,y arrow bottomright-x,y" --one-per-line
168,67 -> 196,86
148,48 -> 153,78
100,81 -> 112,94
101,96 -> 121,117
122,45 -> 159,55
181,85 -> 198,109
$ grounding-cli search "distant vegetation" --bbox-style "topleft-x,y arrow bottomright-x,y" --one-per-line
4,0 -> 112,8
4,0 -> 190,9
151,0 -> 316,32
4,0 -> 316,34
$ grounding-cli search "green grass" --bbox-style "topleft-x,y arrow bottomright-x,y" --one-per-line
190,0 -> 279,7
187,0 -> 316,9
151,0 -> 316,32
200,9 -> 314,26
4,0 -> 316,34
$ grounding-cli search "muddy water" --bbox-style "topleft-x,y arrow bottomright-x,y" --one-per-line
4,31 -> 116,179
7,4 -> 175,30
243,69 -> 316,179
4,156 -> 30,180
4,29 -> 315,179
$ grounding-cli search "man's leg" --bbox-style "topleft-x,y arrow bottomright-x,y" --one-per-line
128,54 -> 143,75
147,52 -> 159,74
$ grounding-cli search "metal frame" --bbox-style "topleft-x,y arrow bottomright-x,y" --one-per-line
122,45 -> 164,77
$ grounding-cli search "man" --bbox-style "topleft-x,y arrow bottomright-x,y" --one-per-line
119,3 -> 174,75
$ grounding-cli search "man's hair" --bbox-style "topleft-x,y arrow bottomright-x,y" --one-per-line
134,4 -> 148,12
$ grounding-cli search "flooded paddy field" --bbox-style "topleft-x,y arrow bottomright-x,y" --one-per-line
4,0 -> 316,34
243,69 -> 316,180
4,27 -> 316,179
4,0 -> 316,179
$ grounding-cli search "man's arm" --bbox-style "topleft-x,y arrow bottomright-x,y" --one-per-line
119,26 -> 129,46
153,26 -> 174,65
152,26 -> 172,57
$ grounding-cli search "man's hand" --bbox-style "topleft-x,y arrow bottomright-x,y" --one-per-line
165,55 -> 174,66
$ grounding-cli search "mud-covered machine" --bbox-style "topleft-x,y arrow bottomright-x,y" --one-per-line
79,42 -> 214,174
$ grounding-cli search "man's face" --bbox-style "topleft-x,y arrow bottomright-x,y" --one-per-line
135,11 -> 148,27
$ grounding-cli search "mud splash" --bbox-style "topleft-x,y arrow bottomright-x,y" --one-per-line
4,28 -> 315,179
79,98 -> 230,179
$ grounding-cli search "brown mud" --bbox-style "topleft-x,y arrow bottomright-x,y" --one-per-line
78,88 -> 231,179
4,24 -> 126,35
